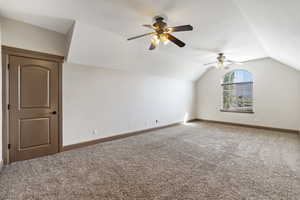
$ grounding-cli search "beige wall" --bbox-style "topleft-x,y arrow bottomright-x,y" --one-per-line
196,58 -> 300,130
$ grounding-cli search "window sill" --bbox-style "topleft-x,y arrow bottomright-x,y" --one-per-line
220,109 -> 254,114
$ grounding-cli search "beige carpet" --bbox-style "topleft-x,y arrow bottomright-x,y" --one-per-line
0,122 -> 300,200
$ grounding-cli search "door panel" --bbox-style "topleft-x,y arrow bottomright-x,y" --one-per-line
19,117 -> 50,149
20,66 -> 50,109
9,56 -> 59,162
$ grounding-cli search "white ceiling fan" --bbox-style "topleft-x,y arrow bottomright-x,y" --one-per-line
204,53 -> 243,69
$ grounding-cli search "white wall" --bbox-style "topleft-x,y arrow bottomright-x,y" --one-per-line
0,18 -> 196,147
63,63 -> 195,146
196,58 -> 300,130
1,17 -> 66,56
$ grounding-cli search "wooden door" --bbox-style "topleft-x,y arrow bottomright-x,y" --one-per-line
9,55 -> 59,162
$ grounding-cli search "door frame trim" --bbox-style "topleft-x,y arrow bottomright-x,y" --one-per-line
2,45 -> 64,164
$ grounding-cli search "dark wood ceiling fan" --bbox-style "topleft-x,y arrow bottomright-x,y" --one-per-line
127,16 -> 193,50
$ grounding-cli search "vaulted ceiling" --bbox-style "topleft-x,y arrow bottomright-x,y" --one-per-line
0,0 -> 299,81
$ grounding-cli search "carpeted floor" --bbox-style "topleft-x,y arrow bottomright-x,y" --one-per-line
0,122 -> 300,200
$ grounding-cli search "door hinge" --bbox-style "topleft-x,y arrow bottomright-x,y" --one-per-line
8,144 -> 11,149
7,63 -> 10,70
7,104 -> 11,110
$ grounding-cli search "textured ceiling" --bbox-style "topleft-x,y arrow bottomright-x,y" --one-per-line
0,0 -> 296,81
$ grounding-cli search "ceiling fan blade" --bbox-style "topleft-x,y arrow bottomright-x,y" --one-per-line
227,60 -> 244,65
204,62 -> 217,66
166,33 -> 185,47
143,24 -> 155,29
127,32 -> 155,41
168,25 -> 193,32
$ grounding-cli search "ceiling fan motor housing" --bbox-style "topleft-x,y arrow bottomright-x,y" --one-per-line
153,15 -> 168,22
218,53 -> 226,63
153,16 -> 168,33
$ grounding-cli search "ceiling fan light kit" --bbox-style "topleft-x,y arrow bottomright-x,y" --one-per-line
127,16 -> 193,50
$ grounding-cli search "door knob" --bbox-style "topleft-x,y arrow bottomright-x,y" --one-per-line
51,111 -> 57,115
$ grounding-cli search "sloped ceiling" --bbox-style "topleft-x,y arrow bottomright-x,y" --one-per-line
234,0 -> 300,71
0,0 -> 297,81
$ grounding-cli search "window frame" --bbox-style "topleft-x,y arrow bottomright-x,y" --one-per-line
220,70 -> 254,114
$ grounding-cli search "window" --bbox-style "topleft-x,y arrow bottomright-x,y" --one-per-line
221,70 -> 253,113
